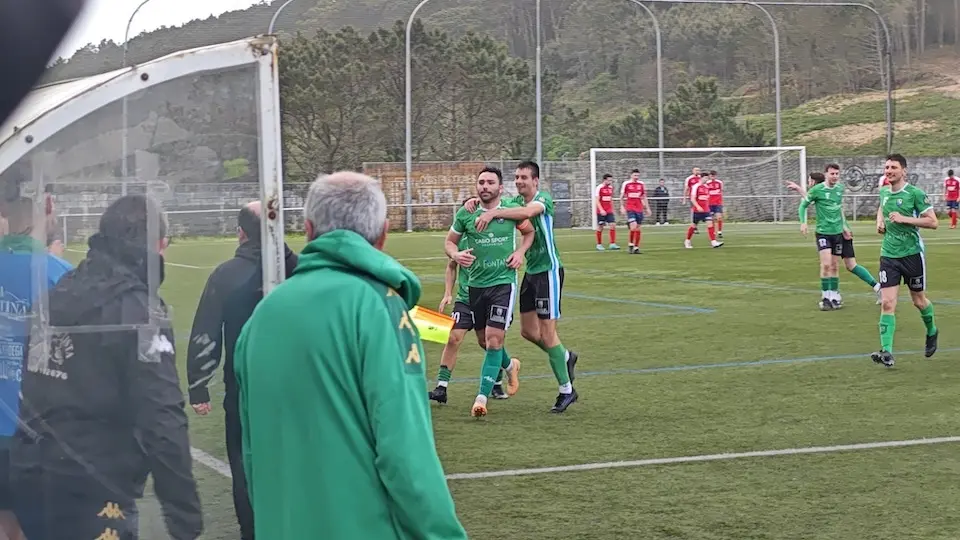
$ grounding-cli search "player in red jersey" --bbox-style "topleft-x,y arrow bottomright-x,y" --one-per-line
620,169 -> 650,254
685,178 -> 723,248
704,170 -> 724,238
594,173 -> 619,250
944,169 -> 959,229
683,167 -> 702,234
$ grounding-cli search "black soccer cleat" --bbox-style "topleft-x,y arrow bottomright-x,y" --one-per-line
819,299 -> 834,311
491,384 -> 508,400
551,389 -> 579,413
871,350 -> 895,368
831,299 -> 843,310
566,350 -> 579,382
717,231 -> 724,239
428,385 -> 448,404
631,247 -> 642,254
925,330 -> 939,358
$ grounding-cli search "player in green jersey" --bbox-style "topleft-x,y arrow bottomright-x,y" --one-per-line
872,154 -> 939,367
789,163 -> 880,310
445,167 -> 534,417
429,233 -> 520,404
470,161 -> 580,413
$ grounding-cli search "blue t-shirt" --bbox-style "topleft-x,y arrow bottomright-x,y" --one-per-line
0,236 -> 72,437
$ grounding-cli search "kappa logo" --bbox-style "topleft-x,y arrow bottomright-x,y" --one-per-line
489,305 -> 508,324
97,502 -> 126,520
148,334 -> 174,355
897,199 -> 903,206
910,277 -> 924,289
50,333 -> 74,366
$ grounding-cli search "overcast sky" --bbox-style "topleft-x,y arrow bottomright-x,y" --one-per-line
56,0 -> 264,59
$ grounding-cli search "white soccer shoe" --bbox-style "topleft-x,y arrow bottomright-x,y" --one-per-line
684,240 -> 693,249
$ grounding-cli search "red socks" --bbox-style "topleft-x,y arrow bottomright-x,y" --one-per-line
717,218 -> 723,232
596,230 -> 602,244
632,230 -> 641,246
686,226 -> 696,240
951,210 -> 957,227
708,225 -> 716,241
609,229 -> 616,244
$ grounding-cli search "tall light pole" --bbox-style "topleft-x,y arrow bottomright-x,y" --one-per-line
121,0 -> 155,196
625,0 -> 664,178
535,0 -> 543,165
268,0 -> 298,34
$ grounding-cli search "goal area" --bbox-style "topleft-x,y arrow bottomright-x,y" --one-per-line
589,146 -> 807,228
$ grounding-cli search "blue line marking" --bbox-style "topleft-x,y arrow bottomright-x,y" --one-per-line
435,347 -> 960,384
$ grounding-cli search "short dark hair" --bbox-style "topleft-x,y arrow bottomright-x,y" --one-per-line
478,166 -> 503,184
602,173 -> 613,180
99,194 -> 167,244
631,168 -> 640,174
949,169 -> 955,177
825,163 -> 840,172
238,204 -> 261,242
810,172 -> 826,184
517,160 -> 540,179
886,153 -> 907,168
709,170 -> 717,175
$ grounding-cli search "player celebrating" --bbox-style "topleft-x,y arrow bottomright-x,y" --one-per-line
872,153 -> 939,367
683,167 -> 702,234
446,167 -> 534,417
684,176 -> 723,248
704,170 -> 724,238
791,164 -> 881,310
469,161 -> 581,413
943,169 -> 959,229
620,169 -> 650,254
594,173 -> 618,250
429,234 -> 519,404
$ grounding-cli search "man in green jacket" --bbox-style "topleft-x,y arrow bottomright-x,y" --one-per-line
234,172 -> 467,540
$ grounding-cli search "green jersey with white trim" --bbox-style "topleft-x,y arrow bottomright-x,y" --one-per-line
507,192 -> 563,275
451,199 -> 522,288
801,182 -> 845,235
879,183 -> 932,258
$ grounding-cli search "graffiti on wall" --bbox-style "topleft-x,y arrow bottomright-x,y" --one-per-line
840,165 -> 920,192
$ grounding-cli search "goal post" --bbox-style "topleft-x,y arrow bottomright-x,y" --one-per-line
589,146 -> 807,229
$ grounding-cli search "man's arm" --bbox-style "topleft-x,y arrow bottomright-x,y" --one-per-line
186,269 -> 226,408
683,183 -> 690,203
642,195 -> 651,214
516,220 -> 535,253
439,260 -> 457,312
492,203 -> 545,221
876,203 -> 885,234
444,229 -> 463,260
892,208 -> 939,229
283,243 -> 299,278
362,292 -> 468,539
126,300 -> 202,540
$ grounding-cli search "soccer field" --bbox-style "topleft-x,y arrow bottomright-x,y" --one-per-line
76,222 -> 960,540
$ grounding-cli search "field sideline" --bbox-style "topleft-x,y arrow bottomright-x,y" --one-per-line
66,222 -> 960,540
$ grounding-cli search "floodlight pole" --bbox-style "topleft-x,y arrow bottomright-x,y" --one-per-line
268,0 -> 298,34
536,0 -> 542,166
121,0 -> 155,196
625,0 -> 664,179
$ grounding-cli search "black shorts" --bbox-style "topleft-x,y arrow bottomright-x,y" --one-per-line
468,284 -> 516,331
879,254 -> 926,292
451,301 -> 474,331
519,268 -> 565,320
815,233 -> 855,259
691,211 -> 711,224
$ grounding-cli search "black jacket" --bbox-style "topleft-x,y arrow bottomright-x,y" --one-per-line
653,186 -> 670,199
12,234 -> 202,540
186,241 -> 298,407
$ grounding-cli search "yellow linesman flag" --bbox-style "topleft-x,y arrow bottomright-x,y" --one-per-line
409,305 -> 453,344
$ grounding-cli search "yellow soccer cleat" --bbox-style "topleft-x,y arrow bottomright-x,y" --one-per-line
505,358 -> 521,396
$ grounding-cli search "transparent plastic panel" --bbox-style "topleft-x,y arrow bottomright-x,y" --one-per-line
0,46 -> 272,539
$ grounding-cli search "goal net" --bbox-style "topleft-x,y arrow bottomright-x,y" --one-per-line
589,146 -> 807,228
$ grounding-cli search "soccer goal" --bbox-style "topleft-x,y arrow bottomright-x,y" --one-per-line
589,146 -> 807,228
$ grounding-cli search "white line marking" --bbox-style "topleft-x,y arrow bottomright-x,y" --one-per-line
167,261 -> 210,269
191,446 -> 233,478
444,436 -> 960,480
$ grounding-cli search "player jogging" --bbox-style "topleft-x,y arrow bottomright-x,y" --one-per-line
469,161 -> 581,413
943,169 -> 959,229
446,167 -> 534,417
704,170 -> 724,238
685,176 -> 723,248
620,169 -> 650,254
594,174 -> 618,250
790,164 -> 881,310
683,167 -> 702,234
429,232 -> 519,404
872,153 -> 939,367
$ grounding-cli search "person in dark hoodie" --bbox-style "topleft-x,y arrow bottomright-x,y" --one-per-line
186,199 -> 298,540
10,194 -> 202,540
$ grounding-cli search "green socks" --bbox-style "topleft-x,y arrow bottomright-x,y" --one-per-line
879,313 -> 896,352
920,304 -> 937,337
828,277 -> 839,292
437,365 -> 451,387
494,348 -> 513,385
820,278 -> 830,295
534,340 -> 550,354
478,348 -> 502,397
546,344 -> 571,386
850,265 -> 878,287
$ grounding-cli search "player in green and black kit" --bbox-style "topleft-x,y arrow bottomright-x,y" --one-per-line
871,154 -> 940,367
429,233 -> 519,404
790,163 -> 880,311
445,167 -> 534,417
471,161 -> 580,413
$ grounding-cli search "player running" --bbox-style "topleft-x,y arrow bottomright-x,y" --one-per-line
943,169 -> 959,229
872,153 -> 939,367
620,169 -> 650,254
685,176 -> 723,248
446,167 -> 534,417
468,161 -> 580,413
790,164 -> 881,310
429,234 -> 519,404
594,173 -> 619,250
704,170 -> 724,238
683,167 -> 702,234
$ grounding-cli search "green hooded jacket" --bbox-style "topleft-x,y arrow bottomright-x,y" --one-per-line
235,230 -> 467,540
